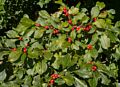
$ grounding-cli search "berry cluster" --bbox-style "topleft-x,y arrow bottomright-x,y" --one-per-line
48,74 -> 60,86
63,7 -> 69,17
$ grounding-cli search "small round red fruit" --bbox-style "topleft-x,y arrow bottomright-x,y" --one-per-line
53,29 -> 59,34
92,65 -> 97,71
76,26 -> 80,31
87,44 -> 92,50
35,23 -> 41,27
68,20 -> 72,24
49,79 -> 54,85
23,47 -> 27,53
51,74 -> 60,79
12,48 -> 17,51
93,17 -> 97,22
18,37 -> 23,41
44,26 -> 49,29
65,12 -> 69,17
68,37 -> 72,43
63,7 -> 67,13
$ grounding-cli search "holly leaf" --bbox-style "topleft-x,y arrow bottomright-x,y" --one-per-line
6,30 -> 19,38
34,60 -> 47,75
8,49 -> 22,62
100,34 -> 110,49
96,1 -> 105,10
94,19 -> 106,28
91,6 -> 100,18
88,77 -> 98,87
0,69 -> 6,82
62,72 -> 74,86
39,10 -> 50,19
74,77 -> 87,87
70,30 -> 76,40
34,28 -> 45,39
43,50 -> 53,60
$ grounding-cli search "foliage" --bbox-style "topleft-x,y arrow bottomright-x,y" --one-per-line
0,1 -> 119,87
0,0 -> 51,36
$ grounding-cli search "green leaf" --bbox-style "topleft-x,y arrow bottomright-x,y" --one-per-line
96,1 -> 105,10
74,77 -> 87,87
94,19 -> 106,28
6,30 -> 19,38
69,7 -> 79,15
81,16 -> 89,23
88,77 -> 98,87
74,69 -> 92,79
34,60 -> 47,75
34,28 -> 45,39
5,39 -> 16,48
27,69 -> 34,76
61,54 -> 71,69
96,62 -> 114,77
90,33 -> 98,45
62,72 -> 74,86
31,42 -> 44,50
70,30 -> 76,40
0,51 -> 9,60
52,53 -> 61,69
32,75 -> 42,87
99,11 -> 107,18
28,48 -> 39,59
71,44 -> 79,50
36,17 -> 46,26
115,21 -> 120,28
20,17 -> 34,27
43,50 -> 53,60
100,34 -> 110,49
107,9 -> 115,14
16,69 -> 24,79
0,69 -> 6,82
55,78 -> 65,85
24,76 -> 32,86
8,49 -> 22,62
39,10 -> 50,19
90,48 -> 98,59
91,6 -> 100,18
101,73 -> 110,85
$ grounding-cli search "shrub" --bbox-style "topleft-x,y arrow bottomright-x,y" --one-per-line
0,1 -> 119,87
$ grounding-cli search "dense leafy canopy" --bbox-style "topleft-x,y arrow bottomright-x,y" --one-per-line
0,1 -> 120,87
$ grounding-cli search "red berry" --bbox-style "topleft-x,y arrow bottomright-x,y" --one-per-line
87,44 -> 92,50
93,17 -> 97,22
49,79 -> 54,85
18,37 -> 23,41
71,27 -> 74,31
68,37 -> 72,43
63,7 -> 67,13
92,65 -> 97,71
44,26 -> 49,29
53,29 -> 59,34
76,26 -> 80,31
63,7 -> 67,11
35,23 -> 41,27
12,48 -> 17,51
51,74 -> 60,79
68,20 -> 72,24
65,12 -> 69,17
84,25 -> 92,31
23,47 -> 27,53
